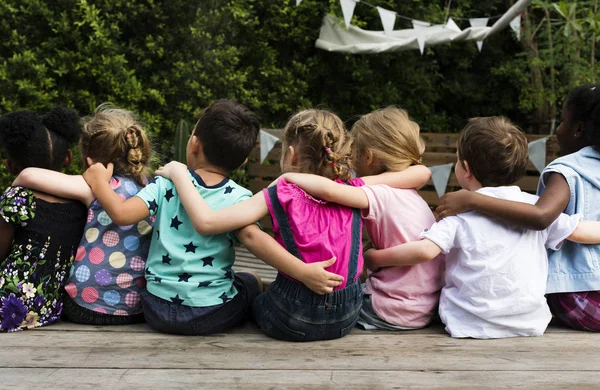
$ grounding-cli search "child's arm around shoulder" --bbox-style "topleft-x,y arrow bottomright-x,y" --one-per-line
156,161 -> 269,234
235,224 -> 344,294
436,173 -> 570,230
362,165 -> 431,190
83,159 -> 149,225
365,239 -> 442,270
280,173 -> 369,209
567,220 -> 600,244
13,168 -> 95,207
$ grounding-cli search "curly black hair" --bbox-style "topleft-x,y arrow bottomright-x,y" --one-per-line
0,107 -> 82,173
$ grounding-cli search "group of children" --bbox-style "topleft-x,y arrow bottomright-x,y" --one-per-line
1,84 -> 600,340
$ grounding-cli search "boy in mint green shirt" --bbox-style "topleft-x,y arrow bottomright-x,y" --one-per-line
84,100 -> 342,335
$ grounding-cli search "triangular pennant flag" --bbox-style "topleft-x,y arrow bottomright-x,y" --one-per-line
412,20 -> 430,55
429,163 -> 454,198
469,18 -> 489,52
377,7 -> 396,36
509,15 -> 521,40
528,137 -> 549,174
260,130 -> 280,163
296,0 -> 302,5
340,0 -> 358,29
445,17 -> 462,33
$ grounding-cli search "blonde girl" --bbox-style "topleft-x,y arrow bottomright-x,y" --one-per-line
279,107 -> 444,330
14,104 -> 154,325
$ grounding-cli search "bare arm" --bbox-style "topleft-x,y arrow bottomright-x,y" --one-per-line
435,173 -> 570,230
13,168 -> 95,207
83,162 -> 149,225
281,173 -> 369,209
236,224 -> 343,294
156,162 -> 269,234
0,221 -> 13,262
365,239 -> 442,269
362,165 -> 432,190
568,221 -> 600,244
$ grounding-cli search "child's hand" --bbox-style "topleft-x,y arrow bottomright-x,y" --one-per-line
298,257 -> 344,295
435,189 -> 474,221
155,161 -> 188,180
83,158 -> 114,189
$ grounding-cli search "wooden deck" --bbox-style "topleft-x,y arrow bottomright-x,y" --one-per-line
2,320 -> 600,389
3,250 -> 600,389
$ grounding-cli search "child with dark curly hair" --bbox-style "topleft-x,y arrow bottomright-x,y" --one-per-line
0,107 -> 86,332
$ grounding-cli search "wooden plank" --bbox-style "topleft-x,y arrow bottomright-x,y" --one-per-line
1,368 -> 597,389
4,330 -> 600,371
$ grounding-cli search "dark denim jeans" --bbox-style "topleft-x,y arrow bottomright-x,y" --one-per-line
141,272 -> 261,335
253,274 -> 363,342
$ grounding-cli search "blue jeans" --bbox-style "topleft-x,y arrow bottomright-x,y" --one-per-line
142,272 -> 261,335
253,274 -> 363,342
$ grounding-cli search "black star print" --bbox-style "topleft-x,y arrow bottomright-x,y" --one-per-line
170,216 -> 183,230
162,254 -> 172,265
219,292 -> 232,304
164,188 -> 174,202
198,281 -> 211,288
178,272 -> 192,282
224,269 -> 233,280
145,267 -> 153,276
156,230 -> 160,240
148,199 -> 158,213
154,276 -> 162,283
148,177 -> 158,185
202,256 -> 214,267
224,186 -> 233,194
184,241 -> 198,253
170,294 -> 184,305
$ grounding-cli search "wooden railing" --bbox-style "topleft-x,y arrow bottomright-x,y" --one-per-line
247,131 -> 559,229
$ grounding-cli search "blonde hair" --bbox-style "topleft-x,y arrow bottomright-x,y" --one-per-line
352,107 -> 425,173
80,104 -> 152,185
282,109 -> 353,181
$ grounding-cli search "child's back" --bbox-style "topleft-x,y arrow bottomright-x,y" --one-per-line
424,186 -> 579,338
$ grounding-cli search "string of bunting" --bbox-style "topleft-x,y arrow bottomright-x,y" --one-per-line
298,0 -> 525,53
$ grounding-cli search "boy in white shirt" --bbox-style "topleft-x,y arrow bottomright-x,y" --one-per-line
365,117 -> 600,339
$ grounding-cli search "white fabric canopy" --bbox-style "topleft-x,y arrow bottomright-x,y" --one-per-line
315,0 -> 531,54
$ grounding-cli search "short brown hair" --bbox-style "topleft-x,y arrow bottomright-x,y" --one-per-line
282,109 -> 353,181
457,116 -> 528,187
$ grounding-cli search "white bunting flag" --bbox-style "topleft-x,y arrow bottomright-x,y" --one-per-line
296,0 -> 302,5
260,130 -> 280,163
340,0 -> 358,29
469,18 -> 489,52
412,20 -> 431,55
528,137 -> 549,174
445,17 -> 462,33
377,7 -> 396,35
429,163 -> 454,198
510,15 -> 521,40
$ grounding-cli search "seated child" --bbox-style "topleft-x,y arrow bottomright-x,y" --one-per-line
83,100 -> 341,335
0,108 -> 87,331
365,116 -> 600,339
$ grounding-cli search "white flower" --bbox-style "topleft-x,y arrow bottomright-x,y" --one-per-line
22,282 -> 36,298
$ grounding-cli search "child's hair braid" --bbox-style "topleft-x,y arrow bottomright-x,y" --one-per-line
282,109 -> 352,181
80,104 -> 152,185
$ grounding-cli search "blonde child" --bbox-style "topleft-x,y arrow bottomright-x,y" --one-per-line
82,100 -> 341,335
366,117 -> 600,339
278,107 -> 443,330
0,107 -> 86,331
13,105 -> 154,324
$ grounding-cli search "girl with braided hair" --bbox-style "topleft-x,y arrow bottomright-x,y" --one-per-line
435,85 -> 600,331
13,104 -> 154,325
0,107 -> 87,331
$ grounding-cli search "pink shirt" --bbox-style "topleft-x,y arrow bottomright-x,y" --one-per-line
264,178 -> 364,289
361,184 -> 445,328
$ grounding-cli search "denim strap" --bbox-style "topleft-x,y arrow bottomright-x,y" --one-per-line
346,208 -> 361,285
267,186 -> 304,261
